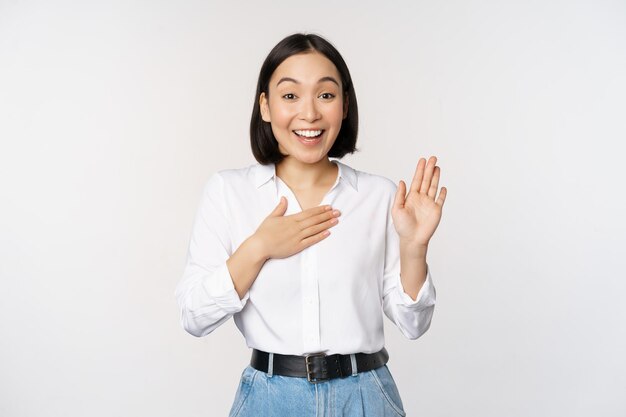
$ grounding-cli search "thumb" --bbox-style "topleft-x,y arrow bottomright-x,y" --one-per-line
393,180 -> 406,210
270,196 -> 288,216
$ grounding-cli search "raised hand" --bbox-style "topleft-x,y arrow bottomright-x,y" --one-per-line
392,156 -> 447,247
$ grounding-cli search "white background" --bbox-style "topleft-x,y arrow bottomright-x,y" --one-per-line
1,0 -> 625,416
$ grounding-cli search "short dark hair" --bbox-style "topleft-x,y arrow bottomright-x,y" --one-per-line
250,33 -> 360,164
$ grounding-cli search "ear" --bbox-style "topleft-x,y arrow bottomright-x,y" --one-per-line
343,93 -> 349,119
260,92 -> 271,122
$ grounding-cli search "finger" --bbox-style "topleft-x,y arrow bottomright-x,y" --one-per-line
419,156 -> 437,194
269,196 -> 288,216
428,166 -> 440,199
292,204 -> 332,221
299,227 -> 332,249
409,158 -> 426,194
393,180 -> 406,210
436,186 -> 447,207
298,207 -> 340,230
300,215 -> 339,238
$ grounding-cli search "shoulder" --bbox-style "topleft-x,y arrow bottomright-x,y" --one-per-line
214,162 -> 258,181
342,161 -> 397,198
203,162 -> 260,193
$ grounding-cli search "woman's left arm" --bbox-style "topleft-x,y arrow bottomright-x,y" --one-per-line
392,156 -> 447,300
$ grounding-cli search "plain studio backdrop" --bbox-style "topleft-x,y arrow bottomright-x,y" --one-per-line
1,0 -> 625,416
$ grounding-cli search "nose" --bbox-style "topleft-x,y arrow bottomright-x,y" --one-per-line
298,96 -> 321,122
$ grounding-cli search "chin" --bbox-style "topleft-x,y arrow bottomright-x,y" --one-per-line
293,152 -> 327,164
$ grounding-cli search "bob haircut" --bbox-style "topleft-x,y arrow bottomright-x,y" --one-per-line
250,33 -> 359,164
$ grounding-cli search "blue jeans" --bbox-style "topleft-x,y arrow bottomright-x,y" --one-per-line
228,362 -> 407,417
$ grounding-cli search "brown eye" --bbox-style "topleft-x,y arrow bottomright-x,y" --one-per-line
282,93 -> 296,100
320,93 -> 335,99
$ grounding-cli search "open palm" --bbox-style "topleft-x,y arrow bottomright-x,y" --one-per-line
392,156 -> 447,246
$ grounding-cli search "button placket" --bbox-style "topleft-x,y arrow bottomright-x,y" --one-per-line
274,170 -> 338,352
301,247 -> 320,350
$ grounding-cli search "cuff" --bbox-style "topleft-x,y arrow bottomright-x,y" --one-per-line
201,263 -> 250,313
395,263 -> 436,309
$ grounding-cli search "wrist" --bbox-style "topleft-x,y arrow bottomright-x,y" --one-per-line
245,234 -> 269,263
399,239 -> 428,258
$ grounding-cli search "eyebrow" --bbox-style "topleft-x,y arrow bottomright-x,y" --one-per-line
276,76 -> 340,88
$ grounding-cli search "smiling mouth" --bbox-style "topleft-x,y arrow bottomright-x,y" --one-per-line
293,129 -> 325,138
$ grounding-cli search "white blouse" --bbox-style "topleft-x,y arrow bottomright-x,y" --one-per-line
174,159 -> 436,355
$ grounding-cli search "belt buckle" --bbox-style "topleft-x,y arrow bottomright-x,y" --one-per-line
305,352 -> 328,383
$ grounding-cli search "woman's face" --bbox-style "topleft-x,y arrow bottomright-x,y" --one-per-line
259,51 -> 348,165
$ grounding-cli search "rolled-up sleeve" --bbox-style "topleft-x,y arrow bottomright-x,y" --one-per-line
381,185 -> 437,340
174,172 -> 250,337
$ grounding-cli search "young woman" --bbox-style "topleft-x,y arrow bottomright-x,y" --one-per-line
175,32 -> 447,417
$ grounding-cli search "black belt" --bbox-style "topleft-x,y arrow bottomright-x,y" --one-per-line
250,347 -> 389,383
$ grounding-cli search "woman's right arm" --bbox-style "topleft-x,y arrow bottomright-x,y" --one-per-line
175,171 -> 341,337
174,172 -> 266,337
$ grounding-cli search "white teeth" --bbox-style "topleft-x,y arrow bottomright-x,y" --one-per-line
294,129 -> 323,138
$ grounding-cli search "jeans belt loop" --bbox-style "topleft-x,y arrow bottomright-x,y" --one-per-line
350,353 -> 358,376
267,352 -> 274,377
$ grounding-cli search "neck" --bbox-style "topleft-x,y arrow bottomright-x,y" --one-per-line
276,157 -> 337,190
